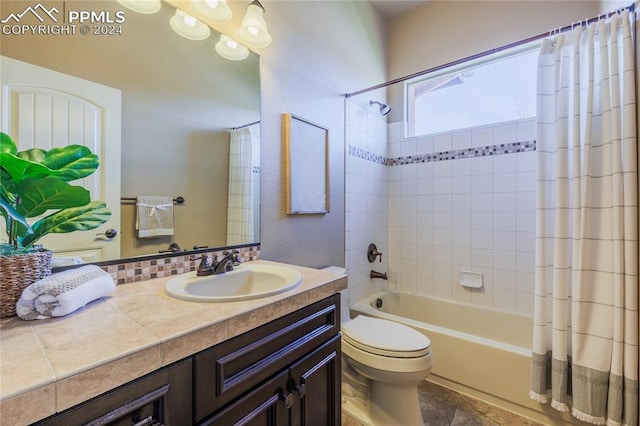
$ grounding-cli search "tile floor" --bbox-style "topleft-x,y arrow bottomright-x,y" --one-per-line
342,380 -> 546,426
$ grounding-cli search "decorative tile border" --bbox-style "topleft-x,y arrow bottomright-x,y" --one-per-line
348,144 -> 388,166
101,244 -> 260,285
348,140 -> 536,166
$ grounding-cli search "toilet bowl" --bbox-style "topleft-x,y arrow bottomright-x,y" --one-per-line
341,315 -> 433,426
319,266 -> 432,425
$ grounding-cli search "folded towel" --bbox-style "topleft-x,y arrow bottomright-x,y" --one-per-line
16,265 -> 115,320
51,256 -> 86,268
136,196 -> 175,238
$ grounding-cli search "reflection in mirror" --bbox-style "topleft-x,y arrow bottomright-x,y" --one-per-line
1,0 -> 261,262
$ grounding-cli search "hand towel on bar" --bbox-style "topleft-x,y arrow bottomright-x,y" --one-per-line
136,195 -> 174,238
16,265 -> 115,320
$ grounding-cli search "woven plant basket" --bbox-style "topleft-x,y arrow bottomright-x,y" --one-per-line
0,248 -> 52,318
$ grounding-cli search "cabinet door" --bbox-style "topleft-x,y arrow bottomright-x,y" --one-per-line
199,370 -> 290,426
289,335 -> 341,426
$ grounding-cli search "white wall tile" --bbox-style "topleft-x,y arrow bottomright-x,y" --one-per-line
452,211 -> 472,230
517,171 -> 536,192
471,156 -> 494,175
452,158 -> 472,176
493,122 -> 517,145
472,230 -> 493,249
494,153 -> 518,173
452,130 -> 472,150
494,212 -> 517,231
493,172 -> 517,193
472,174 -> 493,193
472,126 -> 493,148
452,194 -> 472,212
417,136 -> 434,155
494,231 -> 517,251
494,269 -> 517,290
434,134 -> 452,152
452,175 -> 472,194
347,116 -> 539,314
494,192 -> 517,212
472,193 -> 493,211
493,288 -> 517,310
516,117 -> 536,142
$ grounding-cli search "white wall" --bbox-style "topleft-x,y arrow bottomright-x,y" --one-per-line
257,1 -> 387,268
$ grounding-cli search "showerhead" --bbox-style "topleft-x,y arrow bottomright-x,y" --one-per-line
370,100 -> 392,116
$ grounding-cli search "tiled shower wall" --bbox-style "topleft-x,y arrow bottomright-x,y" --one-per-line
387,118 -> 537,314
345,101 -> 389,305
345,111 -> 537,315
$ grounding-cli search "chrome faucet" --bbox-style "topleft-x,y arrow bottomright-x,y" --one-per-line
195,250 -> 241,276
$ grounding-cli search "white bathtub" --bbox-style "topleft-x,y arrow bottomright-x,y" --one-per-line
350,290 -> 576,424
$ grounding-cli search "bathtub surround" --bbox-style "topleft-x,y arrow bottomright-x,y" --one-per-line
345,100 -> 390,305
345,116 -> 539,314
530,10 -> 639,425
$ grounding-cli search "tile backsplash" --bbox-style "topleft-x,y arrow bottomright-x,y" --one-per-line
100,244 -> 260,285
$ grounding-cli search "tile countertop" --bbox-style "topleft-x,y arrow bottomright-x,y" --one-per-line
0,260 -> 347,426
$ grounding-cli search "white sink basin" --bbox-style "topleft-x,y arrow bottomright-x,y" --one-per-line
164,263 -> 303,302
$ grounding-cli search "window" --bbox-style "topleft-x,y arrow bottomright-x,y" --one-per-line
405,45 -> 539,137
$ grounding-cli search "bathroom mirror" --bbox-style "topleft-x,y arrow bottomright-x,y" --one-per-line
0,0 -> 261,261
283,113 -> 330,214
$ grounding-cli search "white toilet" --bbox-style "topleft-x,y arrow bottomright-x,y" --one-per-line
323,266 -> 433,426
341,315 -> 433,426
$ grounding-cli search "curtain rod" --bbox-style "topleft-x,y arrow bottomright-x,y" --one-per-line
345,3 -> 635,98
231,120 -> 260,130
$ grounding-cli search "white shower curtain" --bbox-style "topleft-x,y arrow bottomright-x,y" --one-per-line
530,10 -> 639,426
227,127 -> 255,245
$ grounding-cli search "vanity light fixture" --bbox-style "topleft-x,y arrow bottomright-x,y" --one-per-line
238,0 -> 272,48
170,9 -> 211,40
116,0 -> 161,14
190,0 -> 232,24
215,35 -> 250,60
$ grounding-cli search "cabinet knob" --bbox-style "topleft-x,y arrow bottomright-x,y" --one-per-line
293,382 -> 306,399
279,392 -> 295,409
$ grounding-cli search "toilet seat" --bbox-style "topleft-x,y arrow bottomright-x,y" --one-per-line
342,316 -> 431,358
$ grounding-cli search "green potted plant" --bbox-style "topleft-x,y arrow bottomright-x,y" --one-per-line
0,132 -> 112,317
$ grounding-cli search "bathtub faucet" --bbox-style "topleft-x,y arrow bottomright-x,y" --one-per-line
370,270 -> 388,280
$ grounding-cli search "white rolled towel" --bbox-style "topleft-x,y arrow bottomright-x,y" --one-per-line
16,265 -> 115,320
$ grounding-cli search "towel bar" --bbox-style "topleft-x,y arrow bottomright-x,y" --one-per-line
121,196 -> 185,205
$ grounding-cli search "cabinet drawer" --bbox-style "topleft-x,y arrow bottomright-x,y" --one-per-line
194,294 -> 340,422
33,359 -> 192,426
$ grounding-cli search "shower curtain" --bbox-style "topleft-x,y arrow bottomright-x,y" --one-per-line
226,127 -> 255,245
530,9 -> 639,425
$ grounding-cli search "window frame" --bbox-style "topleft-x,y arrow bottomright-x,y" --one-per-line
404,41 -> 541,139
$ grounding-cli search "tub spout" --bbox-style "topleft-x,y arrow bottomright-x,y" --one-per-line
370,270 -> 388,280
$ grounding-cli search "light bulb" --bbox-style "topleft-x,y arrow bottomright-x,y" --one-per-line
116,0 -> 161,14
190,0 -> 232,24
238,0 -> 271,48
170,9 -> 211,40
215,35 -> 250,60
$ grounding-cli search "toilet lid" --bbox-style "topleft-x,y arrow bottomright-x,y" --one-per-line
342,316 -> 431,358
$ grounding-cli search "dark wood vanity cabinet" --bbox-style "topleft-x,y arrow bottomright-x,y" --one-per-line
34,358 -> 193,426
29,293 -> 341,426
196,294 -> 341,426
